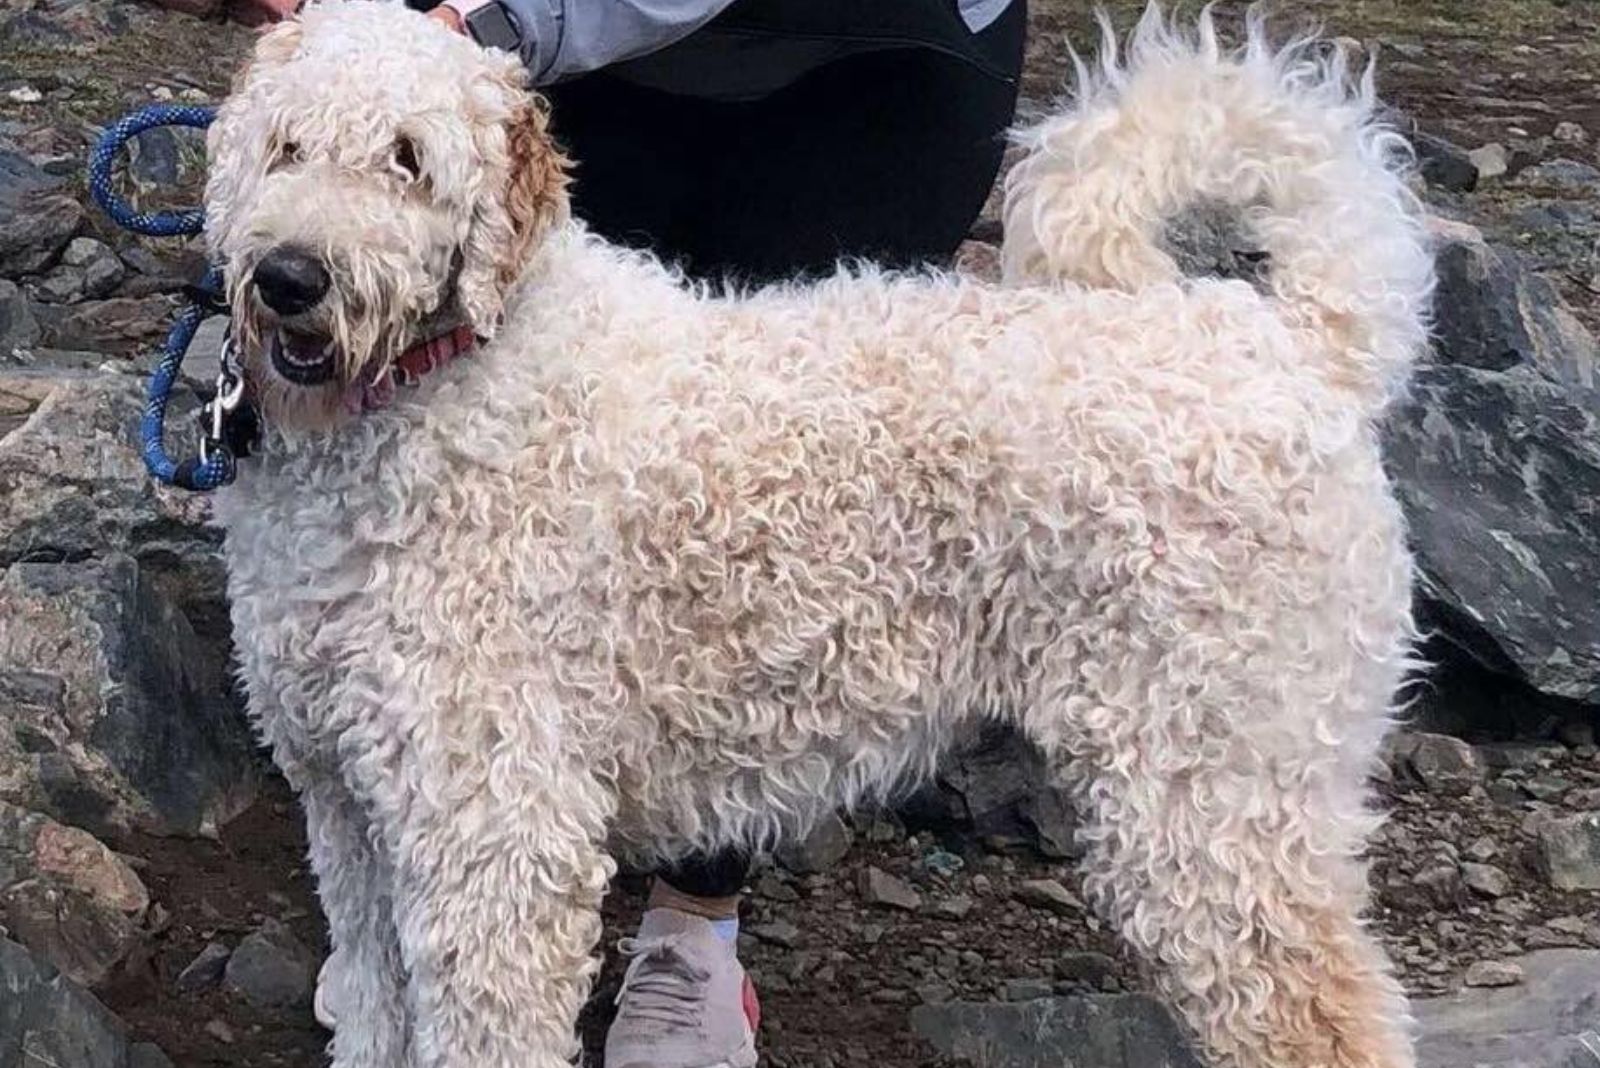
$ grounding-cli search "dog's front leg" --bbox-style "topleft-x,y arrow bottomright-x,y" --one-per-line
298,774 -> 411,1068
374,713 -> 616,1068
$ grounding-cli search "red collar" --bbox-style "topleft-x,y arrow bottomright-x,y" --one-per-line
346,324 -> 477,413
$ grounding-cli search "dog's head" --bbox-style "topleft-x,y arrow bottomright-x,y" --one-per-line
204,1 -> 568,428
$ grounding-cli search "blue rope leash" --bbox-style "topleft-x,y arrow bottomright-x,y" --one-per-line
88,104 -> 213,236
89,104 -> 244,492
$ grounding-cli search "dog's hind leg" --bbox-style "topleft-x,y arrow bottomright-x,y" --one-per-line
297,773 -> 410,1068
1022,632 -> 1414,1068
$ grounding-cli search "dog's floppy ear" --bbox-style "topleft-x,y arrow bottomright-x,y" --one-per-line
458,76 -> 570,338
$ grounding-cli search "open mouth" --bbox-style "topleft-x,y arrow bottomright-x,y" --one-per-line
268,329 -> 338,385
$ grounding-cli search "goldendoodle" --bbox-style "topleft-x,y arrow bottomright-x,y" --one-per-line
205,3 -> 1434,1066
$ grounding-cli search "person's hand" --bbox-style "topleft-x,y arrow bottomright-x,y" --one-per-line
426,4 -> 466,34
227,0 -> 298,28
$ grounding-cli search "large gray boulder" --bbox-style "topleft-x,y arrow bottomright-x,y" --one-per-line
1382,362 -> 1600,705
0,373 -> 217,582
910,994 -> 1206,1068
1382,225 -> 1600,706
1429,231 -> 1597,389
0,372 -> 253,836
0,554 -> 257,837
1413,949 -> 1600,1068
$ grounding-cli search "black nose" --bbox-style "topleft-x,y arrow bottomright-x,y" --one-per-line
253,246 -> 330,315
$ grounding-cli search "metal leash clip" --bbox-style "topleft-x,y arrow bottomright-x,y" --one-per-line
198,330 -> 247,468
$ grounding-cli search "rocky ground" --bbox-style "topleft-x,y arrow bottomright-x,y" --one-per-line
3,0 -> 1600,1066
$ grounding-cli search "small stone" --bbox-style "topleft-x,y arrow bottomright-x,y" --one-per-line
1553,121 -> 1588,145
1405,734 -> 1484,796
1055,951 -> 1120,990
970,874 -> 993,896
1414,860 -> 1466,908
203,1019 -> 234,1044
1014,878 -> 1083,916
61,237 -> 110,269
1003,977 -> 1055,1002
62,238 -> 125,299
32,821 -> 149,914
1536,812 -> 1600,891
1463,960 -> 1524,988
755,871 -> 800,903
749,920 -> 802,949
777,812 -> 853,875
1524,775 -> 1571,802
224,919 -> 313,1008
862,813 -> 902,844
1568,788 -> 1600,811
1545,915 -> 1593,938
934,894 -> 974,920
917,981 -> 955,1005
1509,158 -> 1600,194
1460,862 -> 1511,898
1468,143 -> 1510,181
32,265 -> 84,304
1413,132 -> 1478,192
7,87 -> 43,104
1464,836 -> 1499,863
1487,779 -> 1525,806
859,867 -> 921,911
921,848 -> 965,879
176,941 -> 231,994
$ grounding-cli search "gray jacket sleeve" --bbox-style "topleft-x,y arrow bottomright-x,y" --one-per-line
499,0 -> 739,85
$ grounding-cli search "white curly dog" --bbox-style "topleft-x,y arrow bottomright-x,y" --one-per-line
205,2 -> 1433,1066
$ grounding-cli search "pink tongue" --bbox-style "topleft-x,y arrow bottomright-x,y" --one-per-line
341,362 -> 396,415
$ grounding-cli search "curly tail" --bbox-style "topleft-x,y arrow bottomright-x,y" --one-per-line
1002,4 -> 1434,413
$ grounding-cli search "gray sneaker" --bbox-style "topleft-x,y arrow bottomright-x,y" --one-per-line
604,909 -> 760,1068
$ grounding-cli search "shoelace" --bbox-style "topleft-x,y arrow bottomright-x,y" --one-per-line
613,934 -> 714,1028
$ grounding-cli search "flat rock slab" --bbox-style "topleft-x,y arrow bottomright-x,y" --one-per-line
1414,949 -> 1600,1068
910,994 -> 1206,1068
0,936 -> 130,1068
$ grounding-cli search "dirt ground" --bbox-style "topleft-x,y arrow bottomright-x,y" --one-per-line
5,0 -> 1600,1065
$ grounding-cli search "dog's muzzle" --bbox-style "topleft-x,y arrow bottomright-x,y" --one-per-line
253,245 -> 339,385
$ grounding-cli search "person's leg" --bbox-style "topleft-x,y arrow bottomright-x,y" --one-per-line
652,849 -> 750,924
546,1 -> 1027,284
551,8 -> 1025,1064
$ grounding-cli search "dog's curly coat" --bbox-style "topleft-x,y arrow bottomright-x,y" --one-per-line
205,3 -> 1435,1065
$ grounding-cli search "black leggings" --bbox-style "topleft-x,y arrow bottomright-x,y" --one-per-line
545,0 -> 1026,896
544,0 -> 1026,284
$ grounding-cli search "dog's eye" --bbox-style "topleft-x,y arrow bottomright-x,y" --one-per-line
394,137 -> 421,180
270,139 -> 301,171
